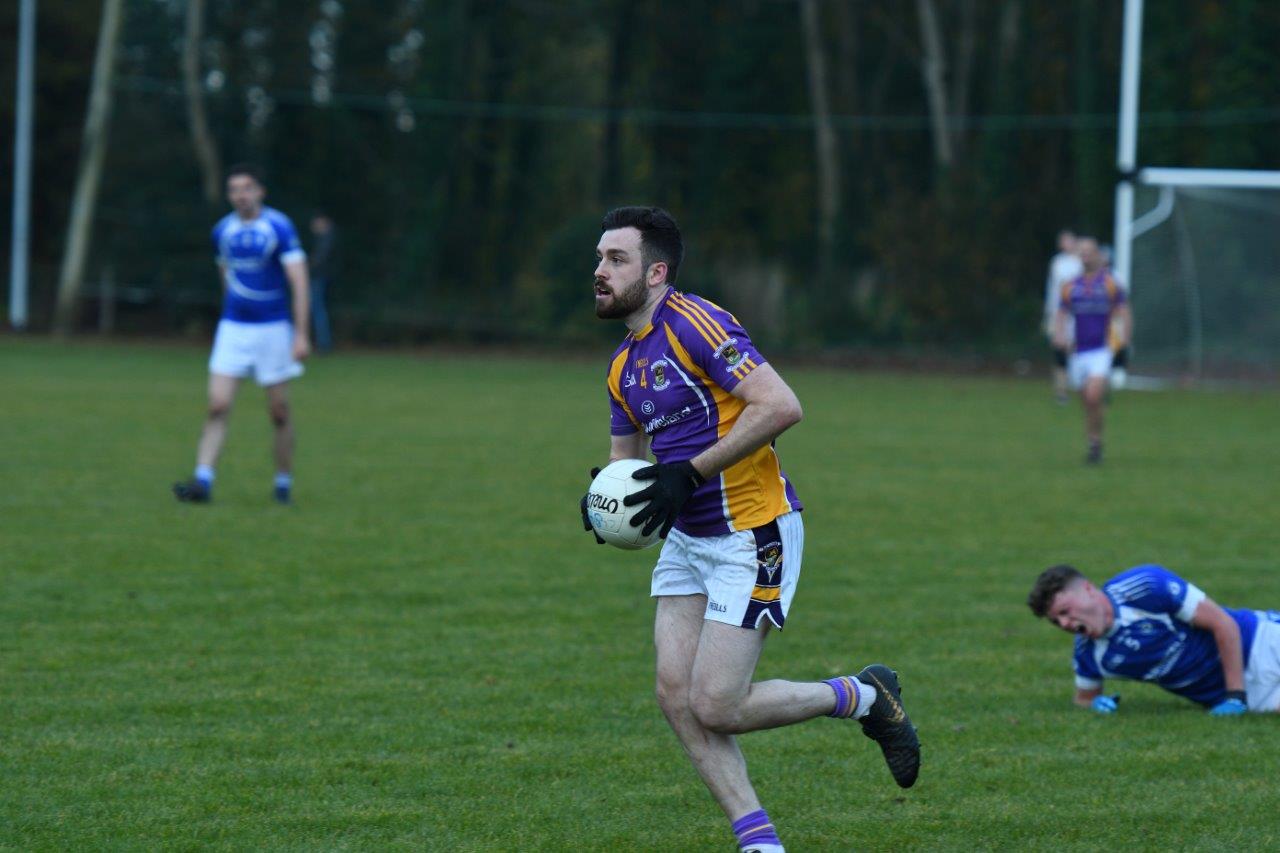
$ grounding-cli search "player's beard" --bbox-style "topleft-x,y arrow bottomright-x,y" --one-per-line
594,273 -> 648,320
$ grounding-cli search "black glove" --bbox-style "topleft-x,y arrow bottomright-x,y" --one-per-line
580,467 -> 605,544
624,460 -> 705,538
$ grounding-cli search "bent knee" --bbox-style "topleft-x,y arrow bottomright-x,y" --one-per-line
689,688 -> 742,733
268,404 -> 290,427
207,399 -> 232,420
655,678 -> 691,716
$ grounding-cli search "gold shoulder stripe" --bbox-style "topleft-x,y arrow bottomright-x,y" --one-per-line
670,295 -> 726,345
696,296 -> 743,329
673,295 -> 732,342
667,302 -> 723,351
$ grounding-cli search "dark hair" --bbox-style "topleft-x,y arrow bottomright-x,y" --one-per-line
226,163 -> 265,185
1027,564 -> 1085,617
600,206 -> 684,284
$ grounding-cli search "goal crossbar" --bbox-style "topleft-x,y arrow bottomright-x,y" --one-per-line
1139,168 -> 1280,189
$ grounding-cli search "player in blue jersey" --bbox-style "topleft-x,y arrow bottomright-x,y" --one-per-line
1028,564 -> 1280,715
580,207 -> 919,853
172,164 -> 310,504
1051,236 -> 1130,464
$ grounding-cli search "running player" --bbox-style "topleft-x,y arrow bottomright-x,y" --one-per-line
172,164 -> 310,504
1028,563 -> 1280,715
1051,236 -> 1129,464
580,207 -> 919,853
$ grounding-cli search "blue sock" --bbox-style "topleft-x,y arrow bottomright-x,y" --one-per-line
732,809 -> 783,852
274,472 -> 292,491
194,465 -> 215,488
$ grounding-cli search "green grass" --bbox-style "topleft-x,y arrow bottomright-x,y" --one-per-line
2,337 -> 1278,850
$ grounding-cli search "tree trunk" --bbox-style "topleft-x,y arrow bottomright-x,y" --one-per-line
799,0 -> 841,285
54,0 -> 124,336
914,0 -> 953,168
949,0 -> 976,157
184,0 -> 221,206
598,0 -> 636,206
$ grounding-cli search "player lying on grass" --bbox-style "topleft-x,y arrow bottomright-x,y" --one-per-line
582,206 -> 919,853
1028,563 -> 1280,715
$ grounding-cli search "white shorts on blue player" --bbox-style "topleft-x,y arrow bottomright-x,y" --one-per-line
209,318 -> 305,386
1244,614 -> 1280,712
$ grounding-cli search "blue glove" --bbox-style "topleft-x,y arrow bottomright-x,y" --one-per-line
1091,694 -> 1120,714
1209,691 -> 1247,716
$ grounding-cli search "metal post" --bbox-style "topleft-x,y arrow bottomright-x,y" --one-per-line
8,0 -> 36,330
1113,0 -> 1144,290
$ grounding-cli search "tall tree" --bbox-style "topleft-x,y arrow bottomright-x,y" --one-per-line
798,0 -> 841,286
914,0 -> 953,168
54,0 -> 124,335
183,0 -> 221,206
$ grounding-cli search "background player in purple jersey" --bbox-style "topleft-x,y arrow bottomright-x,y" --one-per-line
580,207 -> 919,852
1028,564 -> 1280,716
172,164 -> 311,504
1051,236 -> 1130,464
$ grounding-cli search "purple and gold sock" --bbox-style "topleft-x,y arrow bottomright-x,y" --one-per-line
732,808 -> 783,851
825,675 -> 875,719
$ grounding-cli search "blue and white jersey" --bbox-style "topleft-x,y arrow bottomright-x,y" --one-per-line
1072,565 -> 1260,706
211,206 -> 306,324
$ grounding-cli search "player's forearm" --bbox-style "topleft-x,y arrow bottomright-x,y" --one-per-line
1074,688 -> 1101,708
287,267 -> 310,335
608,433 -> 648,463
1113,306 -> 1132,347
1214,621 -> 1245,692
690,398 -> 801,480
1052,310 -> 1069,347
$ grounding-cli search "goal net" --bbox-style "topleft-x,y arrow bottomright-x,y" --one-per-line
1128,169 -> 1280,381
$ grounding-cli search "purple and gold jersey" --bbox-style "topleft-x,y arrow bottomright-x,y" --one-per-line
1060,270 -> 1125,353
606,288 -> 802,537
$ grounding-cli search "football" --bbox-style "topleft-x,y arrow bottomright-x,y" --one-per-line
585,459 -> 661,550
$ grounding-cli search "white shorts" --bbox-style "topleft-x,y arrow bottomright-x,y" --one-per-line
1068,347 -> 1113,389
1245,612 -> 1280,713
208,319 -> 304,386
651,511 -> 803,630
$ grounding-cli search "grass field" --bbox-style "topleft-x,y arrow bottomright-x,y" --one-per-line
2,337 -> 1278,851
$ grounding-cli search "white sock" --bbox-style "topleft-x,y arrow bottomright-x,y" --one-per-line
853,678 -> 877,719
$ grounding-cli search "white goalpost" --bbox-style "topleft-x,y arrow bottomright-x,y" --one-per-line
1113,0 -> 1280,382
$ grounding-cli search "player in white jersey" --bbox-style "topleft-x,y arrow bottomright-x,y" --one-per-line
1028,564 -> 1280,715
1044,230 -> 1082,403
172,164 -> 310,504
